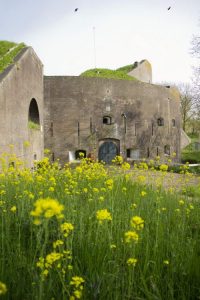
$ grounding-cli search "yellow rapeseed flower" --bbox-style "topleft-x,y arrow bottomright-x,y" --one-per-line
60,222 -> 74,237
96,209 -> 112,224
130,216 -> 144,230
30,197 -> 64,221
124,231 -> 139,243
163,260 -> 169,265
10,206 -> 17,212
127,258 -> 138,266
140,191 -> 147,197
0,282 -> 7,295
53,239 -> 64,249
70,276 -> 85,288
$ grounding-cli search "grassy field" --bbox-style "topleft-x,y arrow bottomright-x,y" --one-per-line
0,153 -> 200,299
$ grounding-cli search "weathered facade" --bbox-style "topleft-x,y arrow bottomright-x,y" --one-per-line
0,47 -> 43,167
0,46 -> 182,166
44,76 -> 181,165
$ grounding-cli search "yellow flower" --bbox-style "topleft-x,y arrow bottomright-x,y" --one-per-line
163,260 -> 169,265
74,290 -> 82,299
122,187 -> 127,192
121,162 -> 130,171
96,209 -> 112,224
130,216 -> 144,230
70,276 -> 85,288
179,200 -> 185,206
0,282 -> 7,295
53,239 -> 64,249
10,205 -> 17,212
99,196 -> 104,202
45,252 -> 63,268
110,244 -> 117,249
48,186 -> 55,192
42,269 -> 49,276
105,179 -> 113,190
30,198 -> 64,221
60,222 -> 74,237
159,164 -> 168,172
131,203 -> 137,209
124,231 -> 139,243
140,191 -> 146,197
127,258 -> 137,266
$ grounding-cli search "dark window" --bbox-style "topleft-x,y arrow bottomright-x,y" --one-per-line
75,150 -> 86,159
127,149 -> 131,158
157,118 -> 164,126
172,119 -> 176,127
147,147 -> 150,158
103,116 -> 112,125
164,145 -> 170,155
157,147 -> 159,156
29,99 -> 40,124
34,154 -> 37,160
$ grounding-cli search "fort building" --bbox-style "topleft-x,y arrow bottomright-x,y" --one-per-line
0,44 -> 184,166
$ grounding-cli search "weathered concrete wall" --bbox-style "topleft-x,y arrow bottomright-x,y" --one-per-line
128,60 -> 152,83
0,47 -> 44,167
181,129 -> 191,149
44,76 -> 181,164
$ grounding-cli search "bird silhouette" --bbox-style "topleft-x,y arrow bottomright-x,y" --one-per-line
167,6 -> 171,10
74,8 -> 78,12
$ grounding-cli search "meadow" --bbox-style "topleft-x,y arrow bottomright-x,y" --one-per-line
0,152 -> 200,300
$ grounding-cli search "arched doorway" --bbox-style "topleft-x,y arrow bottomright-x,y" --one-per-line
98,140 -> 119,164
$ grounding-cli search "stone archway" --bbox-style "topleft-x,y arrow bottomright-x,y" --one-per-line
98,139 -> 119,164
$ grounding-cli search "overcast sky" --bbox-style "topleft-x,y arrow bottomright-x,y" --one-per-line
1,0 -> 199,84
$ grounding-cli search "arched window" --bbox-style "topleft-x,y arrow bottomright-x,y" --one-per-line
172,119 -> 176,127
164,145 -> 170,155
29,99 -> 40,125
157,118 -> 164,126
103,116 -> 112,125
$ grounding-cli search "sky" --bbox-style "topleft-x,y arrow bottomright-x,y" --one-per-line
0,0 -> 200,84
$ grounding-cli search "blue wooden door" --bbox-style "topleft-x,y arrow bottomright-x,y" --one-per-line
98,141 -> 118,164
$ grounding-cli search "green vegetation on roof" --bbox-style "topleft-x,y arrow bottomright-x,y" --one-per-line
80,67 -> 137,81
116,62 -> 138,73
0,41 -> 26,74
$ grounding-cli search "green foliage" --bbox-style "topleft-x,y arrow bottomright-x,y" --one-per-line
28,120 -> 40,130
0,154 -> 200,299
181,151 -> 200,164
0,41 -> 17,56
0,41 -> 26,73
80,68 -> 137,81
116,62 -> 137,73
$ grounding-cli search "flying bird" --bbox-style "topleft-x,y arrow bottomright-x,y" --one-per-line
167,6 -> 171,10
74,8 -> 78,12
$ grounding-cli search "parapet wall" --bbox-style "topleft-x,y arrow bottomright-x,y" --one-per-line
128,60 -> 152,83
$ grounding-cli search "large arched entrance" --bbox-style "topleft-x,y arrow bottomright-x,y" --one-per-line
98,140 -> 119,164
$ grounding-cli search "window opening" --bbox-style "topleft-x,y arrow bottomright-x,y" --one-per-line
103,116 -> 112,125
157,118 -> 164,126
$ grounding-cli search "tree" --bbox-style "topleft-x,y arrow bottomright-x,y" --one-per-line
191,28 -> 200,119
178,83 -> 195,132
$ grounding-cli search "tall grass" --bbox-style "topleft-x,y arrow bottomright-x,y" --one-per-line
0,153 -> 200,299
